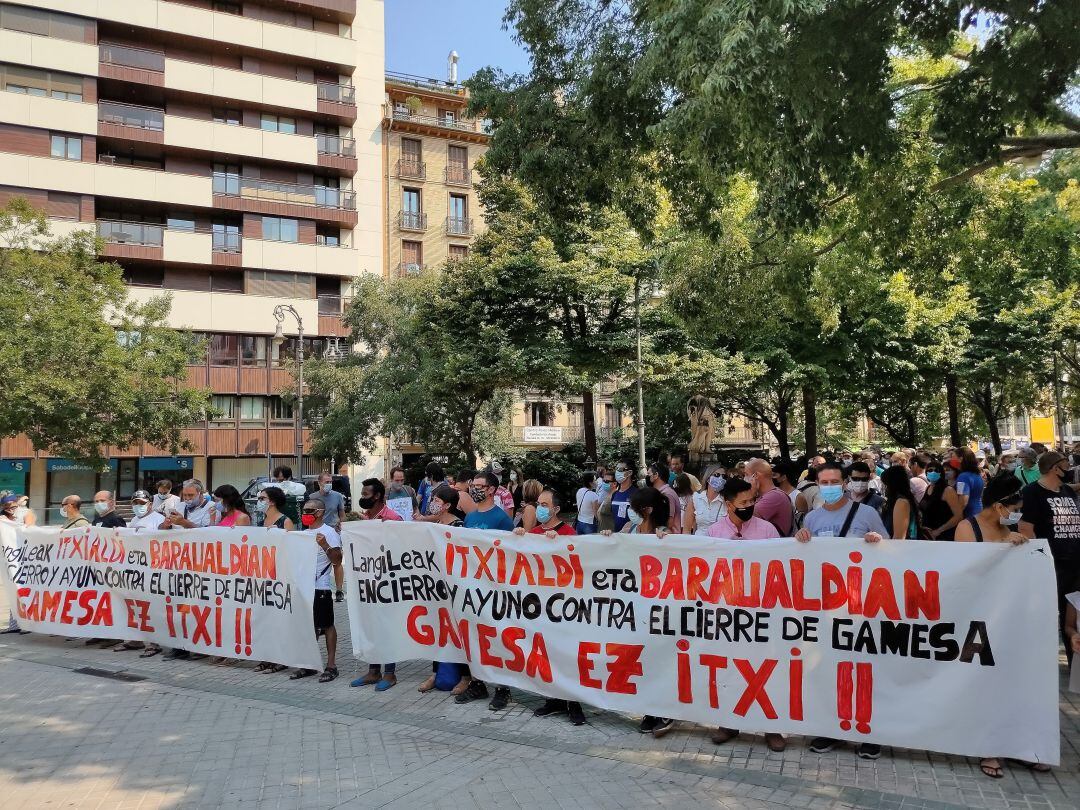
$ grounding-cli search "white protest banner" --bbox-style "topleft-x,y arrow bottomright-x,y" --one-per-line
343,522 -> 1060,764
1068,592 -> 1080,695
2,525 -> 323,670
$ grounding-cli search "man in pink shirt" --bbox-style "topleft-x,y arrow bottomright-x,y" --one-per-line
649,462 -> 682,529
707,478 -> 782,540
705,477 -> 786,752
746,458 -> 793,535
358,478 -> 404,522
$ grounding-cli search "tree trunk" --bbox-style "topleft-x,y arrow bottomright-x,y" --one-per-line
904,413 -> 916,449
582,387 -> 598,462
802,386 -> 818,457
775,407 -> 791,462
975,384 -> 1004,455
945,373 -> 962,448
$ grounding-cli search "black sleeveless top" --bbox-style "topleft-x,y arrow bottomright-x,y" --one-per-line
965,516 -> 984,542
920,487 -> 955,540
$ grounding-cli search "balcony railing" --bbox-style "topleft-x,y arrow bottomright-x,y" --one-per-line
390,108 -> 483,134
97,219 -> 164,246
397,158 -> 426,179
446,217 -> 473,236
317,82 -> 356,105
316,133 -> 356,157
399,262 -> 426,276
98,100 -> 165,132
398,211 -> 427,231
99,42 -> 165,72
445,166 -> 471,185
213,174 -> 357,210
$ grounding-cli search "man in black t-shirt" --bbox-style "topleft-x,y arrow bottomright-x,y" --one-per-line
91,490 -> 127,529
1020,452 -> 1080,661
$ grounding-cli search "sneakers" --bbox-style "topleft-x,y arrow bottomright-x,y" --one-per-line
638,715 -> 660,734
335,590 -> 345,603
488,686 -> 511,710
651,718 -> 676,738
857,743 -> 882,760
711,727 -> 739,745
533,699 -> 568,718
454,680 -> 489,704
809,737 -> 838,754
567,702 -> 586,726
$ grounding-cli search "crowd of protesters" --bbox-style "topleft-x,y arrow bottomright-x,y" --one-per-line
5,445 -> 1078,780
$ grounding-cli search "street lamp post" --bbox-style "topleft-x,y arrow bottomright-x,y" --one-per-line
272,304 -> 304,479
635,269 -> 647,479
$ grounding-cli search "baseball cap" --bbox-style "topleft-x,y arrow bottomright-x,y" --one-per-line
0,494 -> 18,506
488,461 -> 504,475
1038,451 -> 1066,475
131,489 -> 151,502
1018,446 -> 1037,460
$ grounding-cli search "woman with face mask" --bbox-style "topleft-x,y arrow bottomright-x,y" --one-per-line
953,474 -> 1032,779
212,484 -> 252,528
514,479 -> 543,531
683,464 -> 728,535
919,460 -> 963,540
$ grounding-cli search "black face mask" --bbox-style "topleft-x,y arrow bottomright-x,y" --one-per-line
733,505 -> 756,523
358,497 -> 376,510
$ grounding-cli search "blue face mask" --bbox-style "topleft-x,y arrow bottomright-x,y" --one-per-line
615,471 -> 627,483
708,475 -> 725,492
535,505 -> 552,523
820,484 -> 845,504
926,471 -> 942,483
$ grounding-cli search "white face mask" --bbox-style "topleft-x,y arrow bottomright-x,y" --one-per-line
321,483 -> 332,494
848,481 -> 869,494
999,510 -> 1022,526
626,507 -> 644,526
132,503 -> 149,517
94,501 -> 110,515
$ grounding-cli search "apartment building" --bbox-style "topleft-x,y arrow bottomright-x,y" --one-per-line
0,0 -> 384,521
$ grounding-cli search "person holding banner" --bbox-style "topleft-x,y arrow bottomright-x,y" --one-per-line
257,486 -> 295,531
290,499 -> 342,683
160,480 -> 213,530
705,479 -> 781,541
683,464 -> 727,535
794,462 -> 886,760
57,496 -> 89,529
128,490 -> 164,530
211,485 -> 252,528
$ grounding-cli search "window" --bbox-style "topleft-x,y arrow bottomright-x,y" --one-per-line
402,188 -> 421,213
209,334 -> 239,366
116,330 -> 142,348
183,332 -> 207,365
1,5 -> 92,42
167,215 -> 195,231
401,240 -> 422,274
447,144 -> 469,183
260,113 -> 297,134
449,244 -> 468,259
213,1 -> 242,14
50,134 -> 81,161
247,270 -> 314,299
122,266 -> 164,287
269,397 -> 294,421
439,108 -> 455,125
261,216 -> 299,242
530,402 -> 553,427
211,271 -> 244,293
212,108 -> 240,126
314,175 -> 340,208
239,396 -> 264,423
211,395 -> 236,423
212,221 -> 240,252
603,404 -> 621,429
567,403 -> 583,427
240,336 -> 266,366
212,162 -> 240,195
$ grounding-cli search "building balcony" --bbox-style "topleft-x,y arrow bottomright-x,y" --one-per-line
398,211 -> 427,231
317,295 -> 352,338
96,220 -> 240,265
389,108 -> 489,138
317,133 -> 356,158
214,174 -> 356,210
444,166 -> 471,186
398,262 -> 426,276
0,91 -> 98,137
243,239 -> 358,276
98,219 -> 164,246
397,158 -> 426,180
100,42 -> 166,73
124,285 -> 319,334
446,217 -> 473,237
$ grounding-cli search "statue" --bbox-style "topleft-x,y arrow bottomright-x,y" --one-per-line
687,395 -> 717,457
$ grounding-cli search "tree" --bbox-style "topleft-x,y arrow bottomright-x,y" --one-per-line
475,1 -> 1080,230
0,198 -> 209,464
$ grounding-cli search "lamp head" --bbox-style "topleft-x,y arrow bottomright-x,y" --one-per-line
272,320 -> 284,348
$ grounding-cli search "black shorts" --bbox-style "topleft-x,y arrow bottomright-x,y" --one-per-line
313,589 -> 335,632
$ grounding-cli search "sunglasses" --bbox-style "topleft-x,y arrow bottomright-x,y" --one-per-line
301,509 -> 322,516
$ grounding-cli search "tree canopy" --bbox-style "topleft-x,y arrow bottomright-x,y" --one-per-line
0,199 -> 209,464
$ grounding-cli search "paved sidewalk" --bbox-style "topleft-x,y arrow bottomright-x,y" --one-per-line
1,583 -> 1077,809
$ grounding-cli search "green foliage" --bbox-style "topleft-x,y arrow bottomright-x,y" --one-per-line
0,198 -> 210,464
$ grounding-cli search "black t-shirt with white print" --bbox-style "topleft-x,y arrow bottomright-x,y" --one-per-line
1021,482 -> 1080,561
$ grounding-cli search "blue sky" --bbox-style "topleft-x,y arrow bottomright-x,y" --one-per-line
384,0 -> 531,82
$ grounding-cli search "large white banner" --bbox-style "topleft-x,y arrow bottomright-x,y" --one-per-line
2,525 -> 323,670
343,522 -> 1060,764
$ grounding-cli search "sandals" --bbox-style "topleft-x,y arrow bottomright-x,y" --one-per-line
980,758 -> 1004,779
1011,759 -> 1052,772
139,646 -> 162,658
255,662 -> 288,674
418,675 -> 437,693
290,668 -> 317,680
112,641 -> 143,652
318,667 -> 339,683
450,676 -> 472,696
